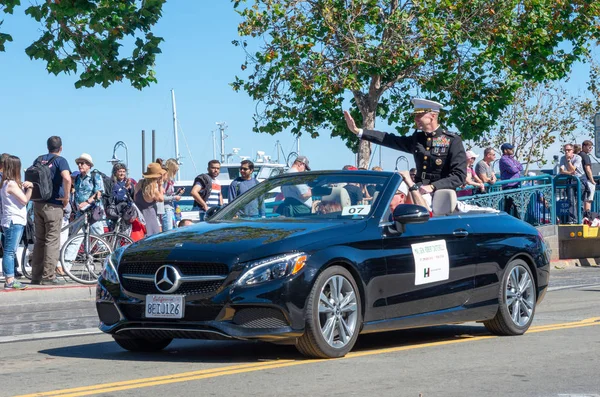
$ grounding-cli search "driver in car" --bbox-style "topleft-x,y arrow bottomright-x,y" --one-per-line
397,170 -> 431,212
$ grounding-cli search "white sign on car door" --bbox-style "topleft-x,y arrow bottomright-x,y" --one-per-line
411,239 -> 449,285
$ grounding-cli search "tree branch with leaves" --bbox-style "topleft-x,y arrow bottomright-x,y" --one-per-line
232,0 -> 600,168
0,0 -> 165,89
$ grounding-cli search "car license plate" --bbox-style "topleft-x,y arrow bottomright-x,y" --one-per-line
145,295 -> 184,319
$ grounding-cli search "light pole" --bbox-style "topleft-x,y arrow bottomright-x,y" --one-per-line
594,112 -> 600,158
394,155 -> 409,171
286,152 -> 298,167
216,122 -> 228,163
108,141 -> 129,170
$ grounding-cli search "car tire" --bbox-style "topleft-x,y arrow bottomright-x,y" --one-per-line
296,266 -> 362,359
112,335 -> 173,352
484,259 -> 537,336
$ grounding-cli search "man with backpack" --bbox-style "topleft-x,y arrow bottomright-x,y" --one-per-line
27,136 -> 71,285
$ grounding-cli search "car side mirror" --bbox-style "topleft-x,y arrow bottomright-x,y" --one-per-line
392,204 -> 430,224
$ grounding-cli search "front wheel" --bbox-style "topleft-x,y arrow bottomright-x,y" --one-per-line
484,259 -> 537,335
296,266 -> 362,358
60,234 -> 112,284
112,335 -> 172,352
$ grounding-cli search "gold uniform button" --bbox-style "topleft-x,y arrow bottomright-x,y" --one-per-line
423,165 -> 427,170
426,147 -> 430,151
424,156 -> 428,160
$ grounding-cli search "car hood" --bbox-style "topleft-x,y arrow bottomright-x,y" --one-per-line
120,220 -> 367,265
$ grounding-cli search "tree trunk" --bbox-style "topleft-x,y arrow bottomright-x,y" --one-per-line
357,109 -> 376,169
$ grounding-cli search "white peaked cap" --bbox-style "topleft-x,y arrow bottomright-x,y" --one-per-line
412,98 -> 443,114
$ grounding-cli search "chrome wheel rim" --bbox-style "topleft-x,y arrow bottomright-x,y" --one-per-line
505,265 -> 535,327
318,275 -> 358,348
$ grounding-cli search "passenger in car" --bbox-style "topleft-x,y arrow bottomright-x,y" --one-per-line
316,200 -> 343,215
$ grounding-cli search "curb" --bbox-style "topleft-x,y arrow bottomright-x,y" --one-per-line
0,284 -> 95,304
0,328 -> 101,344
551,258 -> 600,270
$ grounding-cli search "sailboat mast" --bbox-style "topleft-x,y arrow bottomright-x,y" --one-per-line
171,89 -> 181,181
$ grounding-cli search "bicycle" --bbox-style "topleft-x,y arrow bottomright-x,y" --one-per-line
101,215 -> 134,251
19,207 -> 85,280
59,209 -> 113,284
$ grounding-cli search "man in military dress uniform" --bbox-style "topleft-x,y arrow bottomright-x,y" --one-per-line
343,98 -> 467,195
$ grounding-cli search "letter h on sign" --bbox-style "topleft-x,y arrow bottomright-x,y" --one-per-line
424,268 -> 430,278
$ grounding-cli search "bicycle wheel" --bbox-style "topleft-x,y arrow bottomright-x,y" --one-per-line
60,234 -> 112,284
101,232 -> 134,250
19,242 -> 33,280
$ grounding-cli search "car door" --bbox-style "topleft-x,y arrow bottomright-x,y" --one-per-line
382,215 -> 477,320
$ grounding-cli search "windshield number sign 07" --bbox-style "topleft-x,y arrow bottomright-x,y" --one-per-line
341,205 -> 371,216
145,295 -> 185,319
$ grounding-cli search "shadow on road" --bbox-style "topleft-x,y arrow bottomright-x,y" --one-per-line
39,324 -> 490,363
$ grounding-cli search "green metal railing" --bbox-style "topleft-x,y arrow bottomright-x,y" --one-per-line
456,174 -> 584,226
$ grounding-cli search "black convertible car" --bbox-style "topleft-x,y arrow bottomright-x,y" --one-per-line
96,171 -> 550,358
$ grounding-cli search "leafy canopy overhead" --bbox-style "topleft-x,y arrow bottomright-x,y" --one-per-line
0,0 -> 165,89
232,0 -> 600,161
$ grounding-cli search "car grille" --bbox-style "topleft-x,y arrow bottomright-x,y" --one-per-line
232,308 -> 289,328
119,303 -> 222,322
119,261 -> 229,296
119,262 -> 228,276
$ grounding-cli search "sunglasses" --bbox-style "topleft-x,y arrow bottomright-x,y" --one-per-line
76,161 -> 88,166
240,167 -> 251,171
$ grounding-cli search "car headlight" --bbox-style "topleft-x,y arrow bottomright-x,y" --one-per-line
236,253 -> 308,286
100,247 -> 125,284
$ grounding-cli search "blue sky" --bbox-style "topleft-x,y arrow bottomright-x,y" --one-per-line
0,2 -> 594,180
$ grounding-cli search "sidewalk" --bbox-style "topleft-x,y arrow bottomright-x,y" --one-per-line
0,277 -> 95,304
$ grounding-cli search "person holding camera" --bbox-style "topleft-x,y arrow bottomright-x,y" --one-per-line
162,159 -> 183,230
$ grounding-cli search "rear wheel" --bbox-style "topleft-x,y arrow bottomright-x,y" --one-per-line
101,232 -> 134,250
484,259 -> 536,335
19,242 -> 33,280
296,266 -> 362,358
112,335 -> 172,352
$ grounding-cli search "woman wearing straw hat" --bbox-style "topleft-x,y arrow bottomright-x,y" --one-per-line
133,163 -> 165,237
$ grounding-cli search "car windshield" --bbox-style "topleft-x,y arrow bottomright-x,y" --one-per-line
211,172 -> 391,221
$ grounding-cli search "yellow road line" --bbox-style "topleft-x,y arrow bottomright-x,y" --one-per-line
16,361 -> 295,397
17,317 -> 600,397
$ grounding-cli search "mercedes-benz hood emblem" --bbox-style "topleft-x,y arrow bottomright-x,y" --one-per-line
154,265 -> 181,293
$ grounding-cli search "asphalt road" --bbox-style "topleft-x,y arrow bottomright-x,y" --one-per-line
1,267 -> 599,397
